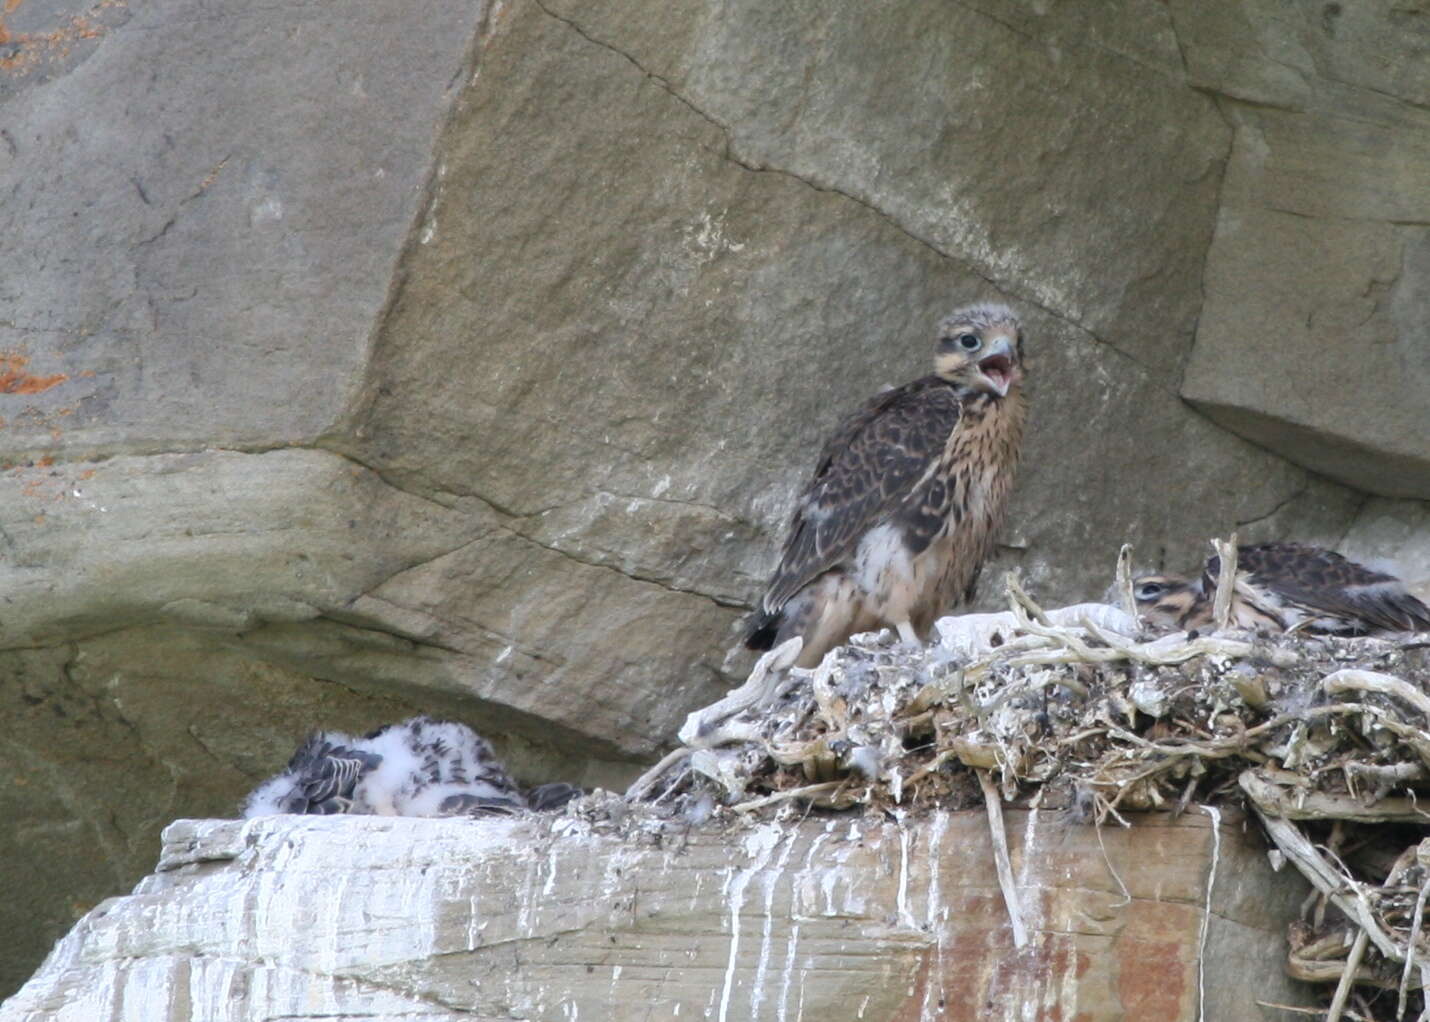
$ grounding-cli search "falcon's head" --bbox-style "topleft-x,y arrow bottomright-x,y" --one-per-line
933,303 -> 1025,397
1131,573 -> 1209,631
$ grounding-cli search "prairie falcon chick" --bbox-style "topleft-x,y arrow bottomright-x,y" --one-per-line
1133,542 -> 1430,635
243,716 -> 579,819
744,303 -> 1028,669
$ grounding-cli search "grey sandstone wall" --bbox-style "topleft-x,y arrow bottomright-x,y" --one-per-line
0,0 -> 1425,1000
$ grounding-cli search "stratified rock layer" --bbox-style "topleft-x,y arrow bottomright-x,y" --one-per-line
0,811 -> 1312,1021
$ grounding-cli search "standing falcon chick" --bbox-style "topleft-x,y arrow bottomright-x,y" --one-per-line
1133,542 -> 1430,635
745,303 -> 1028,669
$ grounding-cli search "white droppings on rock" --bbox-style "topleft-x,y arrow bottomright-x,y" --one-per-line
750,827 -> 799,1020
919,810 -> 952,1020
718,823 -> 783,1022
1016,807 -> 1043,934
895,811 -> 918,931
5,807 -> 1305,1021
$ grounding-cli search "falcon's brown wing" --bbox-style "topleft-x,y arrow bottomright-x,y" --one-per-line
760,376 -> 963,615
1204,542 -> 1430,632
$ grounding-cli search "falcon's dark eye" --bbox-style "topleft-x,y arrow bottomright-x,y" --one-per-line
1136,582 -> 1164,600
957,333 -> 981,351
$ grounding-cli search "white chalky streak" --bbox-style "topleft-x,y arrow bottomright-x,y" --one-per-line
1197,805 -> 1222,1022
776,922 -> 802,1022
895,813 -> 918,929
751,830 -> 799,1019
920,811 -> 951,1020
718,824 -> 782,1022
780,827 -> 832,1022
1017,807 -> 1042,933
541,842 -> 561,897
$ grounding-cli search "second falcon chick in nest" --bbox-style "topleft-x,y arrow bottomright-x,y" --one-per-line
1133,542 -> 1430,636
744,303 -> 1028,669
243,716 -> 580,819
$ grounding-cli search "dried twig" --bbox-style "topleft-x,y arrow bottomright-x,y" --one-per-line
1327,929 -> 1371,1022
1004,571 -> 1051,626
1345,762 -> 1427,802
1116,543 -> 1137,621
678,636 -> 803,748
1211,535 -> 1238,632
978,768 -> 1027,948
1241,769 -> 1430,824
904,747 -> 963,784
1323,669 -> 1430,725
1245,790 -> 1403,962
1077,618 -> 1299,668
1401,872 -> 1430,1018
1254,1002 -> 1332,1016
625,747 -> 691,802
729,781 -> 846,814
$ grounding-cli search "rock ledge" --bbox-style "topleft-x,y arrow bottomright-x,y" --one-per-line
1,809 -> 1310,1021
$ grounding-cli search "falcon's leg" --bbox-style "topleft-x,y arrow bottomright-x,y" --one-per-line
794,575 -> 863,669
896,620 -> 920,646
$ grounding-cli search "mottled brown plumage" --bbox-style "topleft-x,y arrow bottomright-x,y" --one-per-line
1134,542 -> 1430,635
745,303 -> 1027,669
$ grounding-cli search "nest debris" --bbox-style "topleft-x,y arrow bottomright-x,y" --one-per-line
628,559 -> 1430,1022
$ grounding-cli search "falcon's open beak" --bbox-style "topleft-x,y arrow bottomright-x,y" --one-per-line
975,336 -> 1019,396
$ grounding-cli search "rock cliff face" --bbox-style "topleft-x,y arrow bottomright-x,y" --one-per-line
0,0 -> 1425,997
1,811 -> 1311,1022
1173,1 -> 1430,498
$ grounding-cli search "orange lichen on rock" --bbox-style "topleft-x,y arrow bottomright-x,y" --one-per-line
0,0 -> 124,75
0,353 -> 68,395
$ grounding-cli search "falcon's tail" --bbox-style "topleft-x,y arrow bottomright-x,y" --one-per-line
742,607 -> 782,651
1347,582 -> 1430,633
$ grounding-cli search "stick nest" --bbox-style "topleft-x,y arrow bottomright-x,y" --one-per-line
630,569 -> 1430,1021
